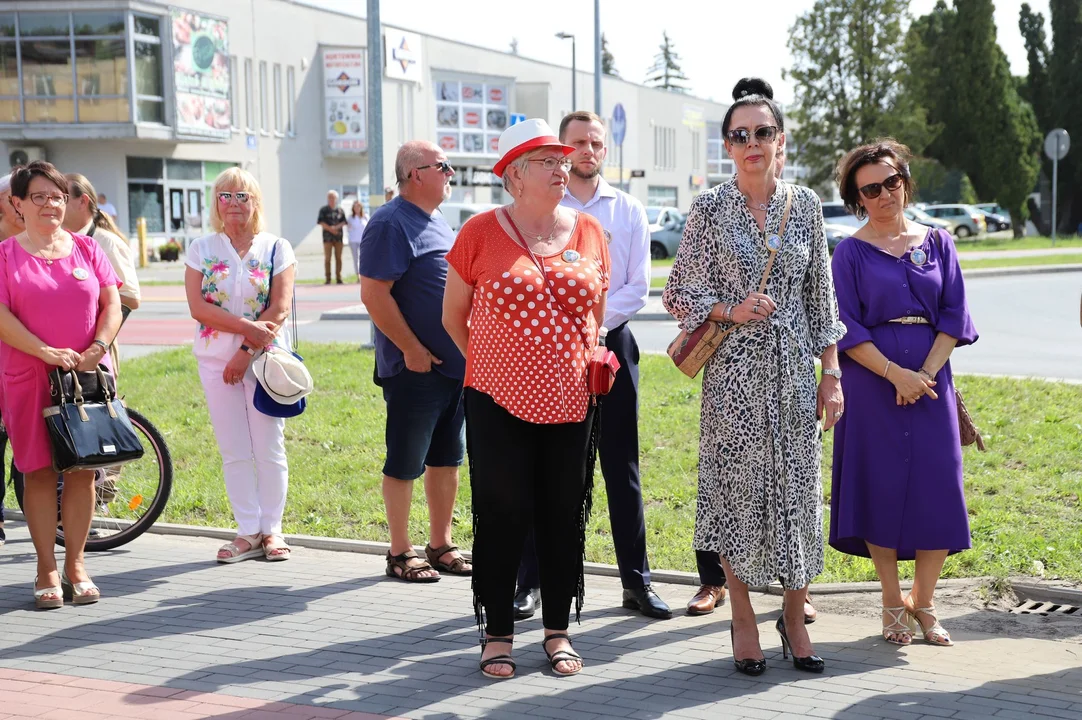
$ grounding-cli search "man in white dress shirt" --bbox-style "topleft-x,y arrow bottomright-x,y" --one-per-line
512,111 -> 671,620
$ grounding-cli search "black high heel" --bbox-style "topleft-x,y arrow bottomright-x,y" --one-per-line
730,624 -> 767,676
776,615 -> 824,673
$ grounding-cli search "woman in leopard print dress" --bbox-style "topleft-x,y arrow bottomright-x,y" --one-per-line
663,78 -> 846,675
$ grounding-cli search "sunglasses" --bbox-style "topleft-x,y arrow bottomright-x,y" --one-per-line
726,126 -> 779,145
217,192 -> 251,204
410,161 -> 454,178
858,173 -> 905,199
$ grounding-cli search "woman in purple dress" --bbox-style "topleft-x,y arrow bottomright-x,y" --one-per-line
829,140 -> 977,648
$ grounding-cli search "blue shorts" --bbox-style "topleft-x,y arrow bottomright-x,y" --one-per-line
381,369 -> 465,481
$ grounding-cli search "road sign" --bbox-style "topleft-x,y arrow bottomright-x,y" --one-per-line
510,113 -> 527,126
1045,128 -> 1070,161
611,103 -> 627,147
630,169 -> 645,178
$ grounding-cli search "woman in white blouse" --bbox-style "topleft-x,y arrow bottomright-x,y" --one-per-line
346,200 -> 367,281
184,168 -> 297,564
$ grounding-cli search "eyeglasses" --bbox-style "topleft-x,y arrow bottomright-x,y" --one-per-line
28,192 -> 68,207
527,157 -> 573,172
726,126 -> 779,145
217,192 -> 251,204
410,161 -> 454,177
858,173 -> 905,199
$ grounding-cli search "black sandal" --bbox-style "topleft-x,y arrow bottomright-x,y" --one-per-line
425,543 -> 473,576
385,550 -> 440,583
542,633 -> 583,677
479,637 -> 516,680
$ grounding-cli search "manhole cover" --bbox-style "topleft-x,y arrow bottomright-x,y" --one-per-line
1010,600 -> 1080,616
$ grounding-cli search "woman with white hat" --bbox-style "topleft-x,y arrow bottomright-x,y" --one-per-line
444,118 -> 611,679
184,168 -> 297,563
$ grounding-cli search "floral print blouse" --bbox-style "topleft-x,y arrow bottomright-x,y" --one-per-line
184,231 -> 297,363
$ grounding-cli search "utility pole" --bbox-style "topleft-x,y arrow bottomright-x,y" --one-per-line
594,0 -> 601,116
366,0 -> 383,210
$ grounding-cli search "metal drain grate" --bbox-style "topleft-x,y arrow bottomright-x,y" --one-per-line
1010,600 -> 1080,616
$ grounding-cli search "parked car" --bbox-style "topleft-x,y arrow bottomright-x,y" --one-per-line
923,204 -> 987,237
438,202 -> 501,233
975,202 -> 1009,217
821,201 -> 866,229
904,206 -> 953,233
824,223 -> 851,252
976,208 -> 1011,232
650,215 -> 685,259
646,206 -> 683,234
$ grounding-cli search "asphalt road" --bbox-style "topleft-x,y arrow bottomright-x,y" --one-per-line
123,271 -> 1082,381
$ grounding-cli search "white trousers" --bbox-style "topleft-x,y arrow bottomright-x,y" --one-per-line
198,360 -> 289,536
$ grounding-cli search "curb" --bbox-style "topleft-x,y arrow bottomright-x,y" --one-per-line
5,513 -> 1051,598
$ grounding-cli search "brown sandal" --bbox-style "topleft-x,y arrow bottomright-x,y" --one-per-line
385,550 -> 441,583
425,544 -> 473,576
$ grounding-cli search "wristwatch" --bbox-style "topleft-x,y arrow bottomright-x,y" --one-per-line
822,368 -> 842,380
240,344 -> 256,356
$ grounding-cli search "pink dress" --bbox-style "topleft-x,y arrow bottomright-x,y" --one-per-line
0,233 -> 121,473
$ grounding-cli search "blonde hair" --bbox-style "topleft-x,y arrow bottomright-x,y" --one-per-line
65,173 -> 127,241
209,167 -> 265,234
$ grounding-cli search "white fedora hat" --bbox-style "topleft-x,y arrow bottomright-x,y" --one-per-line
252,347 -> 313,405
492,118 -> 574,178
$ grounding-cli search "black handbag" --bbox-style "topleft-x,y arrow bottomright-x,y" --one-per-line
43,366 -> 145,473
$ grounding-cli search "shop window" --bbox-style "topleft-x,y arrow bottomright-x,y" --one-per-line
128,183 -> 165,234
648,185 -> 678,208
166,159 -> 202,181
433,74 -> 511,157
18,13 -> 71,37
133,14 -> 163,124
0,13 -> 14,38
127,156 -> 163,179
72,12 -> 125,36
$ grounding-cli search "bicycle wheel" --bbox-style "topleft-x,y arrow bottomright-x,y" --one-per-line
11,407 -> 173,551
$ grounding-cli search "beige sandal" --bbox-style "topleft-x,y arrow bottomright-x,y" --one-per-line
882,606 -> 913,645
62,573 -> 101,605
34,577 -> 63,610
906,603 -> 953,646
217,533 -> 264,564
262,534 -> 291,561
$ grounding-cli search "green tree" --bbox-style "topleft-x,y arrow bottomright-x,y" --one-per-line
907,0 -> 1041,237
601,33 -> 619,77
1019,1 -> 1082,233
784,0 -> 933,190
645,31 -> 689,93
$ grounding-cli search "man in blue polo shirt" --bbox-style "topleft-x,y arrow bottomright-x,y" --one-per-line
359,140 -> 470,583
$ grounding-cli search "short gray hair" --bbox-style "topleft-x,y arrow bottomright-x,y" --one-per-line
327,189 -> 339,199
501,153 -> 535,193
395,142 -> 429,189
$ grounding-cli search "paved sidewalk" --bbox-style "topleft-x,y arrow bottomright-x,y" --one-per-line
0,526 -> 1079,720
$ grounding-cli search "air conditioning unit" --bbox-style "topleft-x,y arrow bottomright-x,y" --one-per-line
8,146 -> 46,168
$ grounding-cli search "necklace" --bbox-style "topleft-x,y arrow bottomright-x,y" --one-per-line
27,236 -> 64,265
745,200 -> 768,212
509,204 -> 559,244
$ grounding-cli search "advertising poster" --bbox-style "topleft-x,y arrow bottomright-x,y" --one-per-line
433,78 -> 511,156
171,9 -> 231,140
323,48 -> 367,155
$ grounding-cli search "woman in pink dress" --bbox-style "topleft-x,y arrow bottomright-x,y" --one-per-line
0,161 -> 122,609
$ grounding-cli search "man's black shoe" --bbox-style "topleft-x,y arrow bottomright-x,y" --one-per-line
622,585 -> 673,619
513,587 -> 540,620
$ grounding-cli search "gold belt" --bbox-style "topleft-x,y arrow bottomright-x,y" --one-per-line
888,316 -> 930,325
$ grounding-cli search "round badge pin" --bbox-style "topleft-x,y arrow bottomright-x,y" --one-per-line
766,234 -> 782,252
72,267 -> 89,281
910,248 -> 928,266
562,249 -> 581,263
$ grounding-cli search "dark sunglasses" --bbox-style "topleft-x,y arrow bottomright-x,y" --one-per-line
726,126 -> 779,145
858,173 -> 905,199
410,161 -> 454,178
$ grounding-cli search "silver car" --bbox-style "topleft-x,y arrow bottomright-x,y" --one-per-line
923,204 -> 987,237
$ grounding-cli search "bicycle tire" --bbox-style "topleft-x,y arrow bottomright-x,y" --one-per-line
10,407 -> 173,551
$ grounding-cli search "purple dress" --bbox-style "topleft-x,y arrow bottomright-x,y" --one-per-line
829,228 -> 977,559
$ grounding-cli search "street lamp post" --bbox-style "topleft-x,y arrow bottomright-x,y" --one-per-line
556,32 -> 576,111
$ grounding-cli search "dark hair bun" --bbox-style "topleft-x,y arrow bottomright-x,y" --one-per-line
733,78 -> 773,101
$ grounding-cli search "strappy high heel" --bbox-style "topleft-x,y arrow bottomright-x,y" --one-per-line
479,637 -> 516,680
906,603 -> 953,646
776,615 -> 824,673
882,606 -> 913,645
542,633 -> 583,677
730,623 -> 767,676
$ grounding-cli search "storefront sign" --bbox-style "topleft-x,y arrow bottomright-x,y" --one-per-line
322,47 -> 367,155
171,9 -> 231,141
385,30 -> 421,83
682,104 -> 706,130
434,75 -> 512,157
449,166 -> 502,187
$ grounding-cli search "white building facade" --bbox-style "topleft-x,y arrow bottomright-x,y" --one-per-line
0,0 -> 804,250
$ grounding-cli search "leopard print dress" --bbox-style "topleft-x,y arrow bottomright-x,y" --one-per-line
662,178 -> 846,589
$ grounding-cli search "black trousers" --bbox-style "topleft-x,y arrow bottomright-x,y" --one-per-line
466,388 -> 596,638
696,550 -> 727,587
518,322 -> 651,591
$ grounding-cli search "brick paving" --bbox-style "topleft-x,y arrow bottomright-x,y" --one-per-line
0,526 -> 1079,719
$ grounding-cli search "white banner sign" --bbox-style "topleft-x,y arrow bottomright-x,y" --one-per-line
322,47 -> 367,155
385,30 -> 421,83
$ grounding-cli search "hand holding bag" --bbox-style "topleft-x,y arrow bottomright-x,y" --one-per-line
253,239 -> 313,418
587,329 -> 621,397
44,366 -> 144,473
668,185 -> 793,378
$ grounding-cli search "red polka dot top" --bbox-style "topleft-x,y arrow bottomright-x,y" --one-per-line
446,209 -> 611,425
